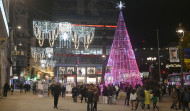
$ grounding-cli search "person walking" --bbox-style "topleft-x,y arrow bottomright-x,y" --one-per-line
130,89 -> 137,110
112,85 -> 116,104
50,83 -> 55,96
61,85 -> 66,98
93,86 -> 99,111
102,85 -> 108,104
170,88 -> 178,110
152,93 -> 159,111
144,88 -> 150,110
136,85 -> 145,110
81,85 -> 87,103
168,84 -> 172,96
33,82 -> 37,95
180,87 -> 190,111
108,85 -> 113,104
72,86 -> 78,102
52,82 -> 61,109
11,84 -> 14,95
125,86 -> 132,106
20,82 -> 24,93
115,85 -> 120,99
87,86 -> 94,111
3,82 -> 10,97
176,86 -> 181,109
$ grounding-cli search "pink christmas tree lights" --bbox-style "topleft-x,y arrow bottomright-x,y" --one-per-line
105,11 -> 142,87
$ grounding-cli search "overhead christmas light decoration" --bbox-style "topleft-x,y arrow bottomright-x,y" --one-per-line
31,47 -> 46,62
40,60 -> 56,69
58,22 -> 72,48
33,20 -> 59,47
45,48 -> 54,58
71,26 -> 95,50
31,47 -> 54,62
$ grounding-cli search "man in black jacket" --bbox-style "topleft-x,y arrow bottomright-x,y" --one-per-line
72,86 -> 78,102
3,82 -> 10,97
61,85 -> 66,98
81,85 -> 87,103
87,86 -> 94,111
53,82 -> 61,109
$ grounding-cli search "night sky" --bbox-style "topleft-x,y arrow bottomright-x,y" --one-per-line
23,0 -> 190,48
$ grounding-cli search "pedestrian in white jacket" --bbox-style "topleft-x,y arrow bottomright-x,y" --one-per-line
130,89 -> 137,110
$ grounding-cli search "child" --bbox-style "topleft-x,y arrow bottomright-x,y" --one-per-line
152,94 -> 159,111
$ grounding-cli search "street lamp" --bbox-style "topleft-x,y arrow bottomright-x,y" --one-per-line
61,68 -> 64,83
101,54 -> 106,84
176,23 -> 185,86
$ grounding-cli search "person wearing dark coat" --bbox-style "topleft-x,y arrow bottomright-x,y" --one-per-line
180,87 -> 190,111
102,85 -> 108,104
33,83 -> 37,95
50,83 -> 55,95
61,85 -> 66,98
72,86 -> 78,102
108,85 -> 113,104
53,82 -> 61,109
20,83 -> 24,93
125,86 -> 132,106
81,85 -> 87,103
93,86 -> 99,111
3,82 -> 10,97
87,86 -> 94,111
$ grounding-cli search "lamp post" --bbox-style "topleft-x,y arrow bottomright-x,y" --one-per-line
61,68 -> 64,83
101,54 -> 106,84
176,23 -> 185,86
75,64 -> 78,86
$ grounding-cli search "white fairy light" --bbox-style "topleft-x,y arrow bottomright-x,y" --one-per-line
33,20 -> 59,47
71,26 -> 95,50
58,22 -> 72,48
31,47 -> 53,62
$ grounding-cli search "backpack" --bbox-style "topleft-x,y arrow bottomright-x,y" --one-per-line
184,92 -> 190,102
139,89 -> 145,97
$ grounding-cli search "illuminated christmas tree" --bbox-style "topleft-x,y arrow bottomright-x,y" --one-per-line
105,9 -> 142,86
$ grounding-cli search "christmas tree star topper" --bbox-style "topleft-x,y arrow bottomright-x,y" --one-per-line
116,1 -> 125,10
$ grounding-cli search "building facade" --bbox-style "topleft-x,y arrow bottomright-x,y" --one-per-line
0,0 -> 10,96
51,0 -> 118,84
10,1 -> 32,85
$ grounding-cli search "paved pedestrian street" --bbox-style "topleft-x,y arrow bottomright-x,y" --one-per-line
0,91 -> 184,111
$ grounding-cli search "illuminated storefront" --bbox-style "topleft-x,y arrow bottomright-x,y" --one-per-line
54,64 -> 102,85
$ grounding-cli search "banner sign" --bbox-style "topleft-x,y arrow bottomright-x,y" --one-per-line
169,47 -> 179,62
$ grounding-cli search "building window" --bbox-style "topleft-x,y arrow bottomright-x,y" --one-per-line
17,51 -> 20,55
21,51 -> 24,56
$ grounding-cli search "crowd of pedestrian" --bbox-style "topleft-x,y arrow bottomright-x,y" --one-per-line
2,81 -> 190,111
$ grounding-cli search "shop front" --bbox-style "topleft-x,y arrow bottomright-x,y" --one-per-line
54,64 -> 103,85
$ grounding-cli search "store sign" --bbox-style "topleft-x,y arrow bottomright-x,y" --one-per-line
166,64 -> 181,69
87,67 -> 95,74
67,67 -> 74,74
